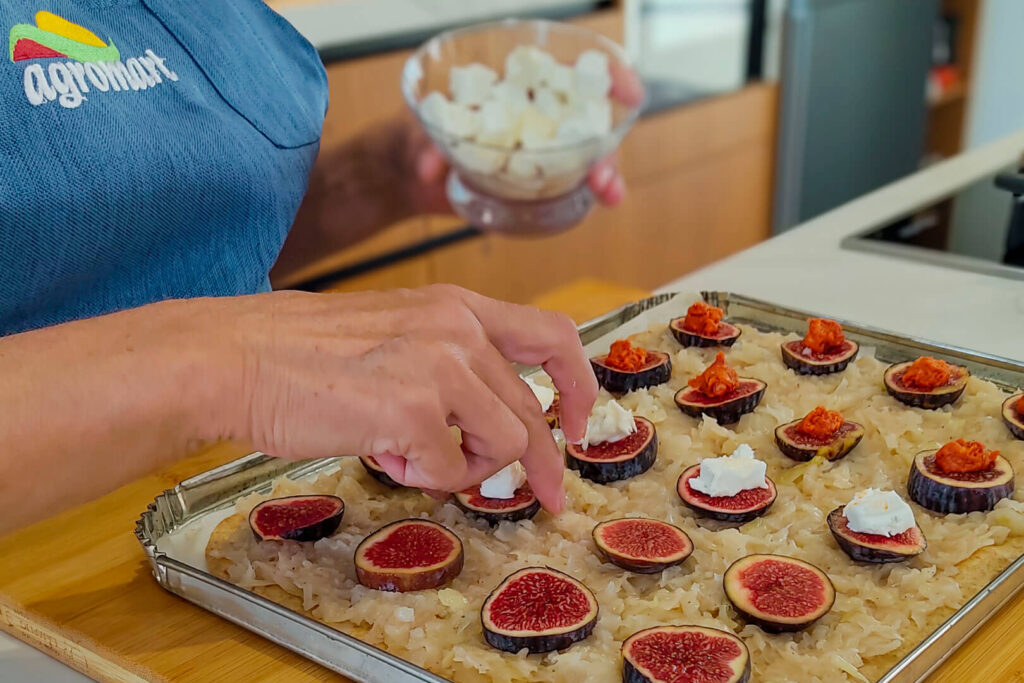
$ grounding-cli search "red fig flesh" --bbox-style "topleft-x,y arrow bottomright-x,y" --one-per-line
677,465 -> 776,524
592,518 -> 693,574
248,495 -> 344,543
565,416 -> 658,483
354,519 -> 463,592
453,485 -> 540,524
780,339 -> 859,375
723,554 -> 835,632
623,625 -> 751,683
1002,392 -> 1024,440
481,567 -> 598,653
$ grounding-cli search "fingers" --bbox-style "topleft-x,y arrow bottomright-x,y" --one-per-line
441,287 -> 598,444
462,345 -> 566,513
588,157 -> 626,207
610,60 -> 645,108
416,144 -> 447,184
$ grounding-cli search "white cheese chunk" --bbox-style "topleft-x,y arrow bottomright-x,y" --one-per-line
573,49 -> 612,99
532,86 -> 565,121
690,443 -> 768,498
543,62 -> 576,96
518,105 -> 557,147
843,489 -> 915,537
475,99 -> 519,148
505,45 -> 556,88
582,399 -> 636,449
450,63 -> 498,105
451,143 -> 507,174
522,375 -> 555,411
479,461 -> 527,500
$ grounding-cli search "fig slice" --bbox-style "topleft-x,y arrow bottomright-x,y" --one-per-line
622,625 -> 751,683
248,495 -> 344,543
359,456 -> 406,488
592,518 -> 693,574
780,339 -> 859,375
453,484 -> 540,525
481,567 -> 598,654
723,554 -> 835,633
354,519 -> 464,592
883,360 -> 969,409
591,350 -> 672,394
827,506 -> 926,563
1002,392 -> 1024,440
908,449 -> 1015,514
673,379 -> 766,426
774,419 -> 864,462
676,465 -> 776,524
668,317 -> 742,348
565,416 -> 658,484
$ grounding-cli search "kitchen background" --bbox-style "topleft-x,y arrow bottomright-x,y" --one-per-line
268,0 -> 1024,301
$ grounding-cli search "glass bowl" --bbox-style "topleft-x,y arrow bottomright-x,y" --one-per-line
401,19 -> 641,235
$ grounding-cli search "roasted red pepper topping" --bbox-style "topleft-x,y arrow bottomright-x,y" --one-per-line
802,318 -> 846,354
682,301 -> 723,336
605,339 -> 648,372
797,406 -> 845,439
902,356 -> 952,391
934,439 -> 999,473
688,352 -> 739,398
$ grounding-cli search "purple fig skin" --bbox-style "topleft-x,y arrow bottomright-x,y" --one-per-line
780,340 -> 859,376
565,417 -> 658,484
668,318 -> 742,348
248,495 -> 344,543
883,360 -> 969,410
1002,393 -> 1024,440
592,519 -> 693,574
453,487 -> 541,525
591,351 -> 672,394
481,567 -> 598,654
723,554 -> 835,633
907,450 -> 1014,514
359,457 -> 405,488
622,626 -> 751,683
827,506 -> 926,563
674,381 -> 766,426
774,420 -> 864,462
677,466 -> 776,524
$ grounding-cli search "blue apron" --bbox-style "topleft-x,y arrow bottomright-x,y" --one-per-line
0,0 -> 328,334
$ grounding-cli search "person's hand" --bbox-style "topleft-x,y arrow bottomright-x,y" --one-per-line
216,285 -> 598,513
403,61 -> 646,215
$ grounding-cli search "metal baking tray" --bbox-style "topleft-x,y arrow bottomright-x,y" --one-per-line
135,291 -> 1024,683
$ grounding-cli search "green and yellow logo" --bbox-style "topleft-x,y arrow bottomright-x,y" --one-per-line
9,11 -> 120,63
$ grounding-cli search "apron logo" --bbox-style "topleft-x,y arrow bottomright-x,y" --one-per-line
8,11 -> 178,109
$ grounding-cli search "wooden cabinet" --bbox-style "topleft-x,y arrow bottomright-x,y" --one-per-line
275,8 -> 778,303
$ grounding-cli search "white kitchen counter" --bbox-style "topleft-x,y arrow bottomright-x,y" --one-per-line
663,128 -> 1024,363
4,130 -> 1024,679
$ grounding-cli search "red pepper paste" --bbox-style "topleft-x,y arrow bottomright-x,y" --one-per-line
605,339 -> 648,372
902,356 -> 952,391
797,406 -> 844,439
1016,394 -> 1024,416
688,352 -> 739,398
802,318 -> 845,354
683,302 -> 723,336
934,439 -> 999,473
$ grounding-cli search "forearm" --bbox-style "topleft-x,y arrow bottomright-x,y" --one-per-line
0,299 -> 235,533
272,117 -> 418,284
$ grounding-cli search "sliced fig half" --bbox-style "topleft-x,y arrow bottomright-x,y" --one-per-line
591,351 -> 672,394
623,625 -> 751,683
453,484 -> 540,525
1002,392 -> 1024,440
565,416 -> 658,484
781,339 -> 859,375
359,456 -> 406,488
481,567 -> 598,653
677,465 -> 776,524
774,419 -> 864,462
668,317 -> 742,348
827,506 -> 926,563
592,518 -> 693,574
248,495 -> 344,543
883,360 -> 969,409
908,450 -> 1015,514
673,380 -> 766,425
723,554 -> 835,633
354,519 -> 463,592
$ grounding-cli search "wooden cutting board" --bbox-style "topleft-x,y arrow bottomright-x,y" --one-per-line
2,279 -> 1023,682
